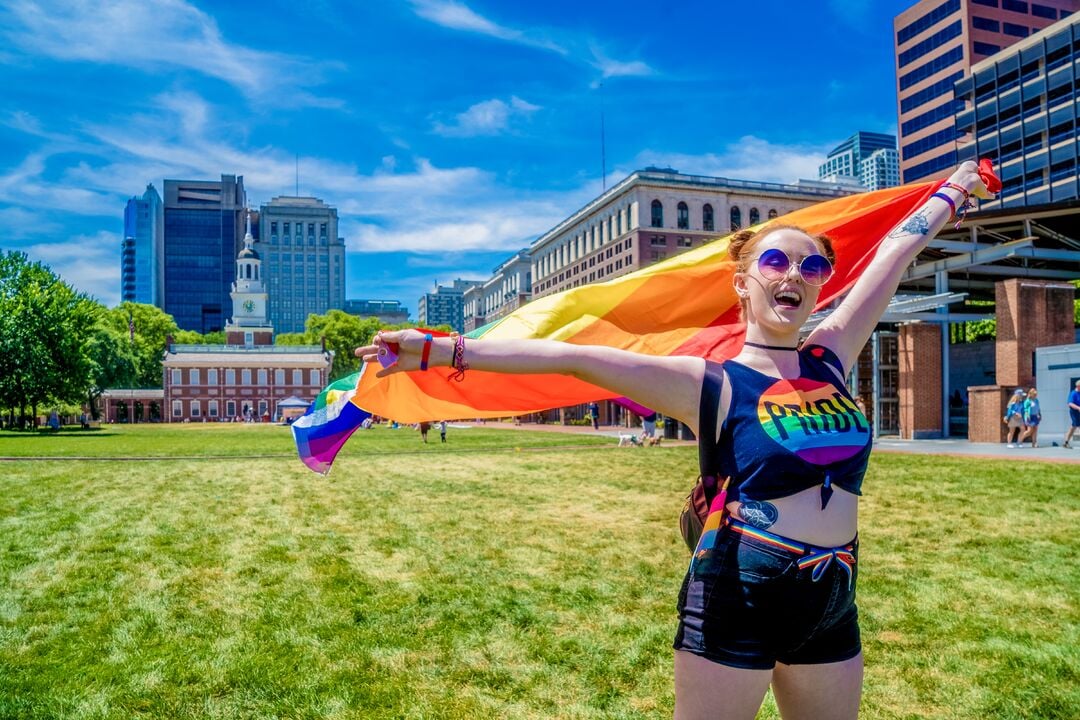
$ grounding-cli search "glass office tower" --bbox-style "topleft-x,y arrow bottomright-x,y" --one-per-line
163,175 -> 247,333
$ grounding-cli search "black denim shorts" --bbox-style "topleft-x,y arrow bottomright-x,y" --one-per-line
673,519 -> 861,670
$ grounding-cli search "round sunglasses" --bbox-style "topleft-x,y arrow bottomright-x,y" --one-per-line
752,248 -> 834,286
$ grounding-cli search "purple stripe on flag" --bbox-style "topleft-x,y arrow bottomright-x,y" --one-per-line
292,381 -> 372,475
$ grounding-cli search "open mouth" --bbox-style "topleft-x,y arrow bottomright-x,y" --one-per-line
773,288 -> 803,309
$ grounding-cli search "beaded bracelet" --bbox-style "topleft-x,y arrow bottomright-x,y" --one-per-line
940,182 -> 975,229
419,333 -> 433,371
449,334 -> 468,382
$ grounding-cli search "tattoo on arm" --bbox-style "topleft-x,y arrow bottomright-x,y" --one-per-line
888,208 -> 932,238
737,500 -> 779,529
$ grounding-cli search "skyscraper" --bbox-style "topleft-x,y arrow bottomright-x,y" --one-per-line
121,183 -> 163,306
894,0 -> 1079,183
255,196 -> 346,334
417,279 -> 482,332
955,12 -> 1080,206
163,175 -> 247,333
818,132 -> 900,189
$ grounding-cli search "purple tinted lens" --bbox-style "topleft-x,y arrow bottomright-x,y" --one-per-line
799,254 -> 833,285
757,248 -> 790,279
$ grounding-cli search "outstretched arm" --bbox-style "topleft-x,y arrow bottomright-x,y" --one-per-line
355,331 -> 706,432
808,161 -> 994,372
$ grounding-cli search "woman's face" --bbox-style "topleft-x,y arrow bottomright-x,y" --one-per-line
735,228 -> 826,332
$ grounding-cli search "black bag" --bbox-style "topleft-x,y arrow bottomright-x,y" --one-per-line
679,361 -> 729,552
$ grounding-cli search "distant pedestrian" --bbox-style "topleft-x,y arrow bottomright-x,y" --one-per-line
439,420 -> 447,443
1003,389 -> 1026,448
588,402 -> 599,430
1020,388 -> 1041,448
419,421 -> 430,443
1065,379 -> 1080,449
641,411 -> 657,439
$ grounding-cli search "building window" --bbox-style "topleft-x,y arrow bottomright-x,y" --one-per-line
171,369 -> 182,385
677,202 -> 689,229
283,222 -> 290,235
257,368 -> 267,385
650,235 -> 667,246
293,369 -> 303,385
188,368 -> 199,385
651,199 -> 663,228
270,221 -> 278,234
749,208 -> 760,226
320,222 -> 327,237
973,41 -> 1001,56
971,16 -> 999,31
242,368 -> 252,385
226,400 -> 236,417
310,369 -> 321,386
208,400 -> 219,418
225,368 -> 235,385
677,237 -> 693,248
768,209 -> 778,219
172,400 -> 182,417
207,368 -> 218,385
258,400 -> 268,417
703,203 -> 714,232
730,207 -> 742,231
275,369 -> 285,384
1031,3 -> 1057,19
1002,22 -> 1028,37
1001,0 -> 1027,11
190,400 -> 201,418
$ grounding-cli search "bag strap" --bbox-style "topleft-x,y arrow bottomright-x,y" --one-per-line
697,360 -> 725,501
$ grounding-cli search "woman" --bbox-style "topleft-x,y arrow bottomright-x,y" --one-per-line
1003,389 -> 1026,448
356,161 -> 993,720
1021,388 -> 1041,448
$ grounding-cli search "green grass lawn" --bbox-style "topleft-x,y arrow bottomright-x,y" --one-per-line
0,424 -> 1077,719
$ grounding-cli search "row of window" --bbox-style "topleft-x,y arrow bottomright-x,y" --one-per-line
269,222 -> 328,236
902,99 -> 963,136
899,20 -> 962,68
649,200 -> 778,231
900,46 -> 964,91
903,127 -> 960,160
901,72 -> 964,113
172,399 -> 275,418
897,0 -> 960,46
169,368 -> 321,386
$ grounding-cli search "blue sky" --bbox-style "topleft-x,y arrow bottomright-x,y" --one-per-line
0,0 -> 917,315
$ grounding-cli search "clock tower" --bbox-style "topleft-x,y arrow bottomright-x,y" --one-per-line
225,210 -> 274,346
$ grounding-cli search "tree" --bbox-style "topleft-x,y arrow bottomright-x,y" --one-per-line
100,302 -> 180,388
0,252 -> 101,428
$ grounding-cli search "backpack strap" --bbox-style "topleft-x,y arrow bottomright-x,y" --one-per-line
697,360 -> 725,503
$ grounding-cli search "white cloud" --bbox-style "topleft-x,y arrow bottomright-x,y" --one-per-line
408,0 -> 656,82
0,0 -> 341,107
589,46 -> 656,80
432,96 -> 541,137
23,231 -> 121,306
634,136 -> 833,184
408,0 -> 566,54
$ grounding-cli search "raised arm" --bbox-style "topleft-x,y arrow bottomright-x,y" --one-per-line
807,161 -> 994,372
355,331 -> 707,432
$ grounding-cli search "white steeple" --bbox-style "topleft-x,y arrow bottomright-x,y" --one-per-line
226,208 -> 272,344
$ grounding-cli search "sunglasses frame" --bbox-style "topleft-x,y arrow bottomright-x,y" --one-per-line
752,247 -> 834,287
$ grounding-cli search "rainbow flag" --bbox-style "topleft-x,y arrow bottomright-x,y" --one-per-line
293,178 -> 942,472
291,370 -> 372,475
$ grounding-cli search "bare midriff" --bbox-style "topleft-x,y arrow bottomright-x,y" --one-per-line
726,484 -> 858,547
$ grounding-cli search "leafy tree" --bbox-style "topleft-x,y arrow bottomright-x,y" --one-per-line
0,252 -> 101,428
100,302 -> 180,387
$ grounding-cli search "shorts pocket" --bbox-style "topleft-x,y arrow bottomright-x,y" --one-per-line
729,537 -> 796,581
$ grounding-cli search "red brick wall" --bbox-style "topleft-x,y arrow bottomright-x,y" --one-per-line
898,323 -> 942,439
995,278 -> 1077,388
968,385 -> 1012,443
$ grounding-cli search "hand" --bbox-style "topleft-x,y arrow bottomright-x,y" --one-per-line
947,160 -> 996,200
355,329 -> 441,378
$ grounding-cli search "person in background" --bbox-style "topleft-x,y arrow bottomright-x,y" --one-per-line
439,420 -> 447,443
419,420 -> 430,444
588,401 -> 600,430
1003,389 -> 1026,448
1065,379 -> 1080,449
1020,388 -> 1041,448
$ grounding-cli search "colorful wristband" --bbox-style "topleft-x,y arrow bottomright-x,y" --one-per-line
931,192 -> 957,218
420,333 -> 433,371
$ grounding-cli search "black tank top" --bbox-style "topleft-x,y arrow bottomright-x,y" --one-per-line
710,344 -> 872,505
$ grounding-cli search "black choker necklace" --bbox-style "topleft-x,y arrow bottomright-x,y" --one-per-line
743,341 -> 799,351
